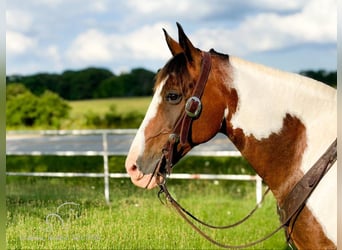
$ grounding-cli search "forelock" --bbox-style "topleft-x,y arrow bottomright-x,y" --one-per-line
154,53 -> 190,92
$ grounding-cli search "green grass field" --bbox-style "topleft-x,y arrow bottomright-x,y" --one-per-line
69,97 -> 152,117
7,175 -> 289,249
63,97 -> 151,129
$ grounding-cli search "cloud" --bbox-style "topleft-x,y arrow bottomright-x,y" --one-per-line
66,23 -> 171,68
66,29 -> 114,64
6,9 -> 33,32
89,1 -> 108,13
124,0 -> 309,24
5,0 -> 337,75
44,45 -> 64,71
6,31 -> 37,55
125,0 -> 208,19
191,0 -> 336,56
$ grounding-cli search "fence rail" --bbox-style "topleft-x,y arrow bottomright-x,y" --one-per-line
6,129 -> 262,205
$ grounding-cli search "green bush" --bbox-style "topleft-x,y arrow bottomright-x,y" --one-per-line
84,111 -> 103,128
83,104 -> 144,128
6,84 -> 70,129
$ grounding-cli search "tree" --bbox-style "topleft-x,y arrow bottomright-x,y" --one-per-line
6,83 -> 28,100
94,68 -> 155,98
7,67 -> 335,100
94,76 -> 126,98
34,90 -> 71,127
60,67 -> 114,100
6,87 -> 39,127
299,70 -> 336,88
6,84 -> 70,128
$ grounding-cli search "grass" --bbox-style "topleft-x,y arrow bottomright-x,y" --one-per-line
6,175 -> 290,249
6,155 -> 256,175
68,97 -> 152,117
61,97 -> 151,129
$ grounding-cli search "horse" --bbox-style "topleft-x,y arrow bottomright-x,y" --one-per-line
125,23 -> 337,249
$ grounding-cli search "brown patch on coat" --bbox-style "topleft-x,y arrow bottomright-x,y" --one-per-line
224,114 -> 335,248
289,206 -> 336,249
237,114 -> 307,200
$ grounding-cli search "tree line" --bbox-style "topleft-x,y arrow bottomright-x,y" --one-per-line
6,67 -> 156,100
6,67 -> 336,101
6,67 -> 336,129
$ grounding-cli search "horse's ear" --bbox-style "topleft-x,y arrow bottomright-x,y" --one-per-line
163,28 -> 183,56
176,22 -> 201,66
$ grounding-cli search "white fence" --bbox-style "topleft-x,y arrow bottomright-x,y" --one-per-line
6,129 -> 263,205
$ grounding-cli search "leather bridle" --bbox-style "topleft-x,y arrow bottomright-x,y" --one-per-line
145,50 -> 338,248
145,51 -> 212,186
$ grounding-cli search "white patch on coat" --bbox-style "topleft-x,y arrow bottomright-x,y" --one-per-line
126,76 -> 168,162
228,56 -> 337,244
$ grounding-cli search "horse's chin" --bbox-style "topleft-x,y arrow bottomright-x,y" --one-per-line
133,173 -> 160,189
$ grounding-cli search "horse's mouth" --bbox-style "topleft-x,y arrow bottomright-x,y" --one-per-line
144,157 -> 168,188
126,160 -> 166,190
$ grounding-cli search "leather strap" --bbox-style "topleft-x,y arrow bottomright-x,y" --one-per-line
180,52 -> 212,145
278,139 -> 337,237
157,139 -> 337,248
160,51 -> 212,175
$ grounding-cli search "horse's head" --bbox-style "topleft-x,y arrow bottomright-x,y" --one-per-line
125,23 -> 234,189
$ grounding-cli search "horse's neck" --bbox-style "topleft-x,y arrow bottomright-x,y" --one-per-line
224,56 -> 336,201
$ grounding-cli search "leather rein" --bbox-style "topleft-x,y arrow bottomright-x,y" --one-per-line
148,51 -> 338,248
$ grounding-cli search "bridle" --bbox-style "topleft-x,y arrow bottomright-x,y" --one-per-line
146,51 -> 338,248
145,51 -> 212,186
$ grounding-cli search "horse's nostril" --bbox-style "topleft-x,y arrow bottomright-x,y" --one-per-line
127,164 -> 140,178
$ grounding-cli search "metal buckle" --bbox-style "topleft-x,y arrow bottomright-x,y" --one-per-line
168,133 -> 179,143
185,96 -> 202,118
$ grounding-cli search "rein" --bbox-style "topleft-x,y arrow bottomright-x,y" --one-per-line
148,51 -> 338,248
157,138 -> 336,249
158,182 -> 284,249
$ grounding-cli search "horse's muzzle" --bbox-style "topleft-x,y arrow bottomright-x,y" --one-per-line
125,163 -> 163,189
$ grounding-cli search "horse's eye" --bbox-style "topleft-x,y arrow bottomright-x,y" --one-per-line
165,92 -> 182,104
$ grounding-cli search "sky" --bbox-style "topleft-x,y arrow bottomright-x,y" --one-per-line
6,0 -> 337,76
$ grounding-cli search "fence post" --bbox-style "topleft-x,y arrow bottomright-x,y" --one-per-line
102,132 -> 110,205
256,175 -> 262,206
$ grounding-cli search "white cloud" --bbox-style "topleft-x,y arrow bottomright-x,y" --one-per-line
32,0 -> 65,8
44,45 -> 64,71
5,0 -> 337,75
66,29 -> 114,64
126,23 -> 171,59
6,9 -> 33,32
6,31 -> 36,55
89,1 -> 108,13
125,0 -> 212,21
192,0 -> 336,56
248,0 -> 308,11
66,23 -> 171,68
